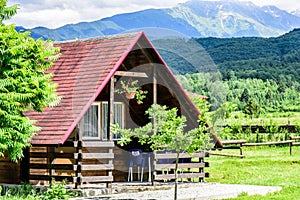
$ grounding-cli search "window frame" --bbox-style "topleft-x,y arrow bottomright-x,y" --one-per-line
80,101 -> 125,140
81,102 -> 101,140
101,101 -> 125,141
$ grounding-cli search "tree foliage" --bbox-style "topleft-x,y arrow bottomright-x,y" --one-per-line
179,73 -> 300,116
0,0 -> 18,24
0,1 -> 60,161
114,104 -> 212,153
113,104 -> 212,200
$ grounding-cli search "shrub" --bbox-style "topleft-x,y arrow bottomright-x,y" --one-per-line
4,183 -> 37,199
0,179 -> 77,200
40,179 -> 77,200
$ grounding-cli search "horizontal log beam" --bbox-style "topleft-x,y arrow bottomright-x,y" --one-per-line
30,164 -> 75,170
244,140 -> 292,147
114,71 -> 148,78
80,141 -> 115,148
210,152 -> 245,158
154,162 -> 205,170
292,142 -> 300,146
154,152 -> 205,159
291,136 -> 300,140
30,152 -> 114,160
154,172 -> 206,180
222,146 -> 242,149
221,140 -> 246,145
80,164 -> 114,171
75,153 -> 114,159
29,175 -> 74,182
30,152 -> 75,159
80,176 -> 113,183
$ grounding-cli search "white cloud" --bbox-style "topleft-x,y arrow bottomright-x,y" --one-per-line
243,0 -> 299,11
11,8 -> 81,28
7,0 -> 188,28
6,0 -> 300,29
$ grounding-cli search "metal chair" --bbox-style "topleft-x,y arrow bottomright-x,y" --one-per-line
128,149 -> 146,182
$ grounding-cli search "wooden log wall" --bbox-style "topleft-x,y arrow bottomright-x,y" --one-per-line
153,151 -> 209,183
0,157 -> 20,184
28,141 -> 114,188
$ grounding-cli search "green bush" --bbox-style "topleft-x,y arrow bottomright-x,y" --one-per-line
0,179 -> 77,200
40,179 -> 77,200
4,183 -> 37,199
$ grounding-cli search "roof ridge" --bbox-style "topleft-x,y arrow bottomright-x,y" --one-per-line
55,31 -> 143,44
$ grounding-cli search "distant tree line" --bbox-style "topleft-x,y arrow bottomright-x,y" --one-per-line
177,72 -> 300,115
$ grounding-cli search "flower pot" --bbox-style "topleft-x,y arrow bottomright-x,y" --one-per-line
126,91 -> 136,99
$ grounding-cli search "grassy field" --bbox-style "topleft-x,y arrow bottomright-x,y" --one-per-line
223,111 -> 300,126
206,145 -> 300,199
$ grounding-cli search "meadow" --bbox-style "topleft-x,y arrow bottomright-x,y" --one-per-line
207,145 -> 300,199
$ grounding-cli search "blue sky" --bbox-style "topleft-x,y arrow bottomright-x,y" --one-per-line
7,0 -> 300,29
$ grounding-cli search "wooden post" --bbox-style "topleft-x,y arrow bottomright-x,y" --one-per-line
108,77 -> 114,141
151,67 -> 157,185
20,147 -> 30,183
152,150 -> 157,186
153,67 -> 157,105
107,77 -> 114,189
47,147 -> 55,183
75,124 -> 83,189
239,143 -> 243,156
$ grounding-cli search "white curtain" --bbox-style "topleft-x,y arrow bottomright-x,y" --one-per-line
82,104 -> 99,138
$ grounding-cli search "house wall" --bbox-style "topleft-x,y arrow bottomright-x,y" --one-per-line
0,157 -> 20,184
28,143 -> 150,183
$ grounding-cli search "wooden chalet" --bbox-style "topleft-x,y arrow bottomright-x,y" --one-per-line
0,32 -> 215,187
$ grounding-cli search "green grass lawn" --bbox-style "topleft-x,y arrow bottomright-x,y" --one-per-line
206,145 -> 300,199
223,111 -> 300,126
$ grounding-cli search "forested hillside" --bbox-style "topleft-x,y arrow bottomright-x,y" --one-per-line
196,28 -> 300,82
154,29 -> 300,82
160,29 -> 300,115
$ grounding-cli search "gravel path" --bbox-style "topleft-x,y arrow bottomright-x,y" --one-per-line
73,183 -> 282,200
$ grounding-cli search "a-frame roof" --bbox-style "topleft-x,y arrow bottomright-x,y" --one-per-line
27,32 -> 147,145
26,32 -> 203,146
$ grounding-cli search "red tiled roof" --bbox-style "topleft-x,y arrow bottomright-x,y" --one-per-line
27,32 -> 143,145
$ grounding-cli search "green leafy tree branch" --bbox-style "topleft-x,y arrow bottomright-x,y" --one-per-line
112,104 -> 213,200
0,1 -> 60,161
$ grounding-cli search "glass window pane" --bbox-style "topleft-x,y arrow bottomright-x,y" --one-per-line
102,103 -> 108,140
82,104 -> 99,138
113,103 -> 124,139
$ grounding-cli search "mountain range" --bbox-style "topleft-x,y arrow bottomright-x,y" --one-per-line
17,0 -> 300,41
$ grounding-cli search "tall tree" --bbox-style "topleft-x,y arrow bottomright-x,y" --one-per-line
243,98 -> 260,119
240,88 -> 250,103
0,0 -> 60,161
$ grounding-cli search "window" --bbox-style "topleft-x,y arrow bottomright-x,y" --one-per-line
81,102 -> 124,140
81,103 -> 100,139
101,102 -> 124,140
